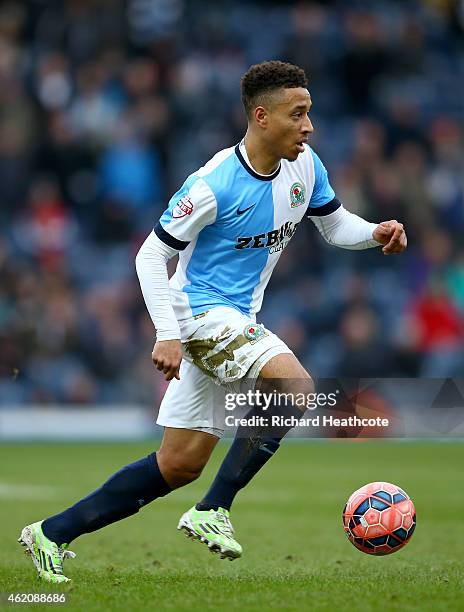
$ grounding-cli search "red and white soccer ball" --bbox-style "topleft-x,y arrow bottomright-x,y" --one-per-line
342,482 -> 416,555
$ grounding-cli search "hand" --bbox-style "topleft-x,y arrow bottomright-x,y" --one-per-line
152,339 -> 182,381
372,220 -> 407,255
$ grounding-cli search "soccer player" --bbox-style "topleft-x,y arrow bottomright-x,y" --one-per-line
19,61 -> 407,582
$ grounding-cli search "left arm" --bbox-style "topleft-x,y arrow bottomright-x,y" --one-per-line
308,202 -> 407,254
307,148 -> 407,254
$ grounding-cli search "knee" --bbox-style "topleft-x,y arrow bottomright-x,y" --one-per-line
157,451 -> 205,489
273,375 -> 314,397
257,354 -> 315,413
258,363 -> 314,396
258,354 -> 312,383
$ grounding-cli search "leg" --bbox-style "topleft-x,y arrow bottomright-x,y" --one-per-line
258,352 -> 310,380
41,427 -> 217,546
19,427 -> 218,581
197,353 -> 313,512
20,352 -> 222,580
174,310 -> 310,559
157,427 -> 220,488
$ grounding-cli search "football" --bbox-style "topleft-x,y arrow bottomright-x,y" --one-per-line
342,482 -> 416,555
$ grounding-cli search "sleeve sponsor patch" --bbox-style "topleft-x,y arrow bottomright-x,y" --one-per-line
172,196 -> 194,219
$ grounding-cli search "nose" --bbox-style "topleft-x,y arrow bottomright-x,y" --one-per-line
303,116 -> 314,134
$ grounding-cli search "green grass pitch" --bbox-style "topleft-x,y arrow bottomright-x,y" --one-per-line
0,441 -> 463,611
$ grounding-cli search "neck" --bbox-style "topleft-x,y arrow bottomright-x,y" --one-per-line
243,129 -> 280,175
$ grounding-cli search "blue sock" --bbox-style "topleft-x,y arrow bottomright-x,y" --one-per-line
42,452 -> 171,545
196,402 -> 302,512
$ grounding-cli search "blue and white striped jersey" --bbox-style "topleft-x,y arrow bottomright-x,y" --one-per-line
155,141 -> 337,320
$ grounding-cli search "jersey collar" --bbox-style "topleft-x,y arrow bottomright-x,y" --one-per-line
235,142 -> 281,181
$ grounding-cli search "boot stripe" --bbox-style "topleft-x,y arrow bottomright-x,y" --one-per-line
40,550 -> 47,571
200,524 -> 210,533
48,554 -> 58,574
38,547 -> 60,575
207,523 -> 221,534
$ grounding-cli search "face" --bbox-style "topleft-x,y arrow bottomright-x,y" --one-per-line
255,87 -> 314,161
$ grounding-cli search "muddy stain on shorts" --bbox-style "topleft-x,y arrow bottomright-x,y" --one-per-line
185,326 -> 251,379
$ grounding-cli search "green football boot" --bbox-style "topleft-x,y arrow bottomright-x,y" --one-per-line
18,521 -> 76,583
177,506 -> 242,560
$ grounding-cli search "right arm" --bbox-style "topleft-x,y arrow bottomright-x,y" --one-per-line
135,231 -> 182,380
136,176 -> 217,380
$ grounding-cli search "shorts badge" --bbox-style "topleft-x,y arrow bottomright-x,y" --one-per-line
243,323 -> 266,344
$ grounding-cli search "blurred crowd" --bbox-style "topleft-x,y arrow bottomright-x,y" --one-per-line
1,0 -> 463,406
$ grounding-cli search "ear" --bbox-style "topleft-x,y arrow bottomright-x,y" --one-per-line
253,106 -> 268,129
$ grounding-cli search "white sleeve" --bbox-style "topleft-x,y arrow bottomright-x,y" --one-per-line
308,205 -> 381,250
135,231 -> 181,341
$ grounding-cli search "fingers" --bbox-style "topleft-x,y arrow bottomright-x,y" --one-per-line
152,357 -> 181,381
376,222 -> 393,235
372,219 -> 401,245
155,361 -> 180,381
151,339 -> 183,380
163,362 -> 181,381
382,221 -> 407,255
152,353 -> 182,381
165,366 -> 179,382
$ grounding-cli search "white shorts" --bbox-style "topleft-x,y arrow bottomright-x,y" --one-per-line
156,306 -> 292,438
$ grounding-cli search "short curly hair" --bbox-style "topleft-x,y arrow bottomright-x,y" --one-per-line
241,60 -> 308,117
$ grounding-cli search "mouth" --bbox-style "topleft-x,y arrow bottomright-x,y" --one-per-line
295,139 -> 308,153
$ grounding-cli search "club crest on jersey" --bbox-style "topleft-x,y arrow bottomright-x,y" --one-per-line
243,323 -> 266,344
172,196 -> 194,219
290,182 -> 305,208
